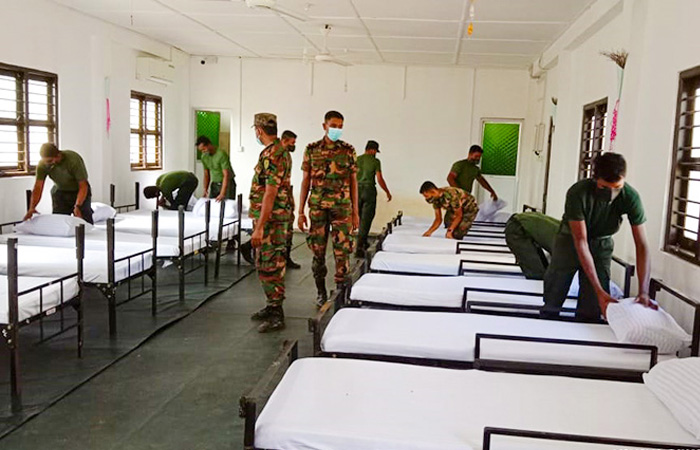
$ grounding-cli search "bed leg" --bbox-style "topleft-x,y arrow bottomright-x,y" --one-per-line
151,270 -> 158,317
9,335 -> 21,413
241,399 -> 257,450
77,293 -> 84,358
108,285 -> 117,337
178,259 -> 185,302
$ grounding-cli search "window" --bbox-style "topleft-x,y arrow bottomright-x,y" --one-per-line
578,98 -> 608,180
130,91 -> 162,170
0,63 -> 58,176
665,66 -> 700,266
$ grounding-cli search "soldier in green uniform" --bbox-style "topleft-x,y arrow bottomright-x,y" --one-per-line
419,181 -> 478,239
447,145 -> 498,199
196,135 -> 235,201
542,153 -> 654,321
505,212 -> 561,279
355,140 -> 392,258
24,143 -> 94,224
143,171 -> 198,210
280,130 -> 301,269
248,113 -> 292,333
298,110 -> 359,306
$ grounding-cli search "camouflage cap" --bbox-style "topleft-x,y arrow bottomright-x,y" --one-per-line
253,113 -> 277,128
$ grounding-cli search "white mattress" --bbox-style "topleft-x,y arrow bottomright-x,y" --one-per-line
371,251 -> 519,276
99,209 -> 238,241
0,244 -> 152,284
322,308 -> 670,370
350,273 -> 576,309
0,275 -> 80,323
382,233 -> 509,254
256,358 -> 700,450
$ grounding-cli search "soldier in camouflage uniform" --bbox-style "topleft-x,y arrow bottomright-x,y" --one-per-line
280,130 -> 301,270
419,181 -> 478,240
248,113 -> 292,333
298,110 -> 360,306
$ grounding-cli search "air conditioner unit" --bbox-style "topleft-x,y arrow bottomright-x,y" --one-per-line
136,57 -> 175,85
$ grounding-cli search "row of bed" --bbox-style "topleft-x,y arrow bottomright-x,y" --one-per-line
241,210 -> 700,450
0,182 -> 252,412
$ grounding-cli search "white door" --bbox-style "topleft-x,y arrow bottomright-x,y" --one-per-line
475,119 -> 522,214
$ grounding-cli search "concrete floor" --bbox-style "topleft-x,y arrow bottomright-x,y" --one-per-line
0,239 -> 332,449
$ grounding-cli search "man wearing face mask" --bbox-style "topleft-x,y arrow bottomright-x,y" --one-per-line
280,129 -> 301,269
542,152 -> 654,321
447,144 -> 498,200
298,110 -> 360,307
24,143 -> 93,224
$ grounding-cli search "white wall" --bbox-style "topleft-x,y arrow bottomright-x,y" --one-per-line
519,0 -> 700,304
0,0 -> 191,222
190,58 -> 531,230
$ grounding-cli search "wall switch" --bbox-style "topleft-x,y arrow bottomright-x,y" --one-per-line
239,145 -> 245,153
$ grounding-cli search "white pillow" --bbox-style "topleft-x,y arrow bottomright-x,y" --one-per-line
607,298 -> 692,354
91,202 -> 117,222
193,198 -> 237,219
475,199 -> 507,222
643,357 -> 700,439
15,214 -> 94,237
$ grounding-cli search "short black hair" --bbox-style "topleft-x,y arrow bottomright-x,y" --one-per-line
593,152 -> 627,182
468,145 -> 483,154
259,124 -> 278,136
419,181 -> 438,194
281,130 -> 297,140
196,135 -> 212,146
324,110 -> 344,122
366,140 -> 379,150
143,186 -> 161,199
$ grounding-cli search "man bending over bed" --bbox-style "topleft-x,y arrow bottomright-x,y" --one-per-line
24,143 -> 93,224
420,181 -> 478,240
143,171 -> 198,210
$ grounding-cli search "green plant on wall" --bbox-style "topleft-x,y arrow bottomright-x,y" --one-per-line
196,110 -> 220,160
481,122 -> 520,176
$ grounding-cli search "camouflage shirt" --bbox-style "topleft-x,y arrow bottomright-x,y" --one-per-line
302,138 -> 357,208
249,139 -> 292,222
428,186 -> 477,215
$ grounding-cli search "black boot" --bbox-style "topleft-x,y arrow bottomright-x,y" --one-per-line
315,276 -> 328,308
257,305 -> 285,333
240,240 -> 255,265
250,305 -> 275,321
286,246 -> 301,269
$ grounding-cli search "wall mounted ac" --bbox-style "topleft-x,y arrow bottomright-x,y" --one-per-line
136,57 -> 175,85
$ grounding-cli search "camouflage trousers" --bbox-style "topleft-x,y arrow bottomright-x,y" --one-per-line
254,220 -> 288,306
286,211 -> 295,249
307,207 -> 354,284
444,203 -> 479,240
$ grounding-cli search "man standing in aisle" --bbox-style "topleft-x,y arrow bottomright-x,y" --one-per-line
447,144 -> 498,199
542,153 -> 654,321
196,135 -> 235,201
505,211 -> 560,279
24,143 -> 94,224
143,171 -> 198,210
419,181 -> 478,240
298,111 -> 359,306
355,140 -> 392,258
280,129 -> 301,269
248,113 -> 292,333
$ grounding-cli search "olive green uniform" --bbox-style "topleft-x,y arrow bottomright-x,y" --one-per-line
450,159 -> 481,193
303,138 -> 357,285
427,187 -> 479,239
356,153 -> 382,251
249,139 -> 292,306
505,212 -> 560,279
36,150 -> 93,224
542,179 -> 646,320
156,171 -> 198,210
201,150 -> 235,198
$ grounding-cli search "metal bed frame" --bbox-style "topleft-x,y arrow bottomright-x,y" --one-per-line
3,227 -> 85,412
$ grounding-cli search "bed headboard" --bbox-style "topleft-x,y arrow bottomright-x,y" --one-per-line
650,278 -> 700,356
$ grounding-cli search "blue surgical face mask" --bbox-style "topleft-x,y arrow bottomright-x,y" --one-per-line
327,127 -> 343,142
256,135 -> 263,146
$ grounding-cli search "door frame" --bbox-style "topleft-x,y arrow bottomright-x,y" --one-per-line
478,117 -> 525,206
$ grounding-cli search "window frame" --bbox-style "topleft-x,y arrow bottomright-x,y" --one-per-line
0,62 -> 58,177
130,91 -> 162,171
578,98 -> 608,180
664,65 -> 700,266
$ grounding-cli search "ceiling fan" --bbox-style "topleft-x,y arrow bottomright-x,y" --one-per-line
244,0 -> 309,22
313,24 -> 352,67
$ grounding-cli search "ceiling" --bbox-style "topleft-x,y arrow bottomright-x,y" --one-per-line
50,0 -> 596,68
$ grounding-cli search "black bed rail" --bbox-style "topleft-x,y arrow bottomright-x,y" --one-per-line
176,203 -> 211,301
456,242 -> 511,254
650,277 -> 700,356
0,220 -> 22,234
239,340 -> 298,450
482,427 -> 700,449
462,286 -> 578,318
474,333 -> 657,382
110,182 -> 140,213
472,220 -> 507,228
612,255 -> 635,298
459,259 -> 523,277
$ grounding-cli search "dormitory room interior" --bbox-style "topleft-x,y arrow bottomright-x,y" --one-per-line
2,0 -> 700,449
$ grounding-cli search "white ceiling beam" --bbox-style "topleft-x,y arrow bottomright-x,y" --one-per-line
347,0 -> 384,63
452,0 -> 470,64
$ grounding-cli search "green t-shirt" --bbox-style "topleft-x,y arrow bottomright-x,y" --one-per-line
156,171 -> 194,199
512,212 -> 561,253
356,153 -> 381,186
36,150 -> 88,192
560,179 -> 646,237
201,149 -> 233,184
449,159 -> 481,193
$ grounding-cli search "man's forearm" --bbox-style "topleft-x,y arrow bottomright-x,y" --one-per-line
635,242 -> 651,296
377,175 -> 390,196
478,177 -> 496,195
447,173 -> 458,188
221,171 -> 229,194
29,185 -> 43,210
256,186 -> 279,230
203,171 -> 210,192
298,174 -> 310,214
76,182 -> 89,206
350,174 -> 359,214
449,209 -> 463,231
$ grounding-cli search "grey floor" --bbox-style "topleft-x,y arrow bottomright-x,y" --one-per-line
0,237 -> 331,449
